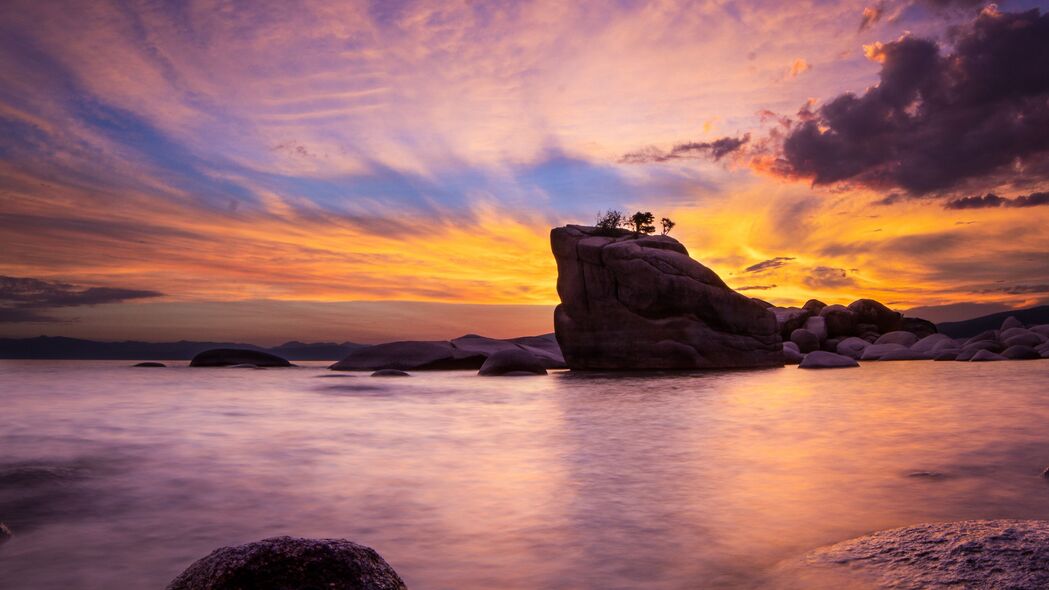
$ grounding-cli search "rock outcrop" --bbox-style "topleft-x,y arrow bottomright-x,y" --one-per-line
167,536 -> 406,590
797,520 -> 1049,589
189,349 -> 293,368
330,334 -> 565,371
478,349 -> 548,376
551,225 -> 782,370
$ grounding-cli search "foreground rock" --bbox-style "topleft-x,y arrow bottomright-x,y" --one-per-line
551,225 -> 782,370
331,334 -> 564,371
799,520 -> 1049,589
189,349 -> 293,368
167,536 -> 406,590
798,351 -> 858,369
478,349 -> 548,376
133,361 -> 166,367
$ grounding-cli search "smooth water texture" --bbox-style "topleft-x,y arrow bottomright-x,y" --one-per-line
2,360 -> 1049,589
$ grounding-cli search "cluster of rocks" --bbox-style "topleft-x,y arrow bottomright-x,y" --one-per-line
775,299 -> 1048,368
551,225 -> 782,370
330,333 -> 562,375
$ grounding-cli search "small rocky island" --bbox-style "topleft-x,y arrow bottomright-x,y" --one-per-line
551,224 -> 782,369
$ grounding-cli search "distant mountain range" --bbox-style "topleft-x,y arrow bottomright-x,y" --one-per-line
0,336 -> 367,360
936,305 -> 1049,339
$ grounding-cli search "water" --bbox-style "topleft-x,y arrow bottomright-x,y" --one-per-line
2,360 -> 1049,589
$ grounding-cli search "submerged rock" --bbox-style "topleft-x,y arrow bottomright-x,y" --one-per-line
166,536 -> 406,590
798,351 -> 859,369
478,349 -> 548,376
371,369 -> 410,377
550,225 -> 782,370
189,349 -> 293,368
133,361 -> 166,367
799,520 -> 1049,590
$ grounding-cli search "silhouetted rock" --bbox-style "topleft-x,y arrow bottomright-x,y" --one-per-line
848,299 -> 903,333
1031,324 -> 1049,338
166,536 -> 406,590
371,369 -> 410,377
878,349 -> 931,361
835,337 -> 870,359
902,316 -> 938,339
790,329 -> 820,353
1001,316 -> 1025,331
802,299 -> 827,315
478,349 -> 548,376
822,337 -> 841,353
911,333 -> 956,354
819,304 -> 856,338
956,340 -> 1004,361
551,225 -> 782,370
331,341 -> 486,371
970,349 -> 1007,362
964,330 -> 999,347
800,520 -> 1049,590
799,351 -> 858,369
189,349 -> 293,368
874,331 -> 920,347
133,362 -> 166,367
751,297 -> 774,308
1002,345 -> 1041,360
505,334 -> 567,369
933,351 -> 958,361
1003,330 -> 1044,348
772,307 -> 810,340
782,344 -> 804,365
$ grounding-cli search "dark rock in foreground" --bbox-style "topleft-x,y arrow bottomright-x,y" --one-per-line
167,536 -> 406,590
371,369 -> 410,377
551,225 -> 782,370
189,349 -> 293,368
478,349 -> 548,376
799,520 -> 1049,590
133,361 -> 166,367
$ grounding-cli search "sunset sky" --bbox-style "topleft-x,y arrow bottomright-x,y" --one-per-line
1,0 -> 1048,343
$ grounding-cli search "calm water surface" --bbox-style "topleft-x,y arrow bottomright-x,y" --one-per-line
2,360 -> 1049,589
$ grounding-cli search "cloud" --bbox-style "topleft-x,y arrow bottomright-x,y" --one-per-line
745,256 -> 795,273
944,192 -> 1049,209
787,58 -> 811,79
736,284 -> 778,291
803,266 -> 856,288
978,284 -> 1049,295
0,275 -> 162,322
859,4 -> 885,31
776,8 -> 1049,195
620,134 -> 750,164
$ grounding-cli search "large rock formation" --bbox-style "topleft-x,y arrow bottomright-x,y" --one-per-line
167,536 -> 406,590
550,225 -> 782,370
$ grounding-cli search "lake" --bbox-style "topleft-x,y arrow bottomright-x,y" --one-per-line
2,360 -> 1049,589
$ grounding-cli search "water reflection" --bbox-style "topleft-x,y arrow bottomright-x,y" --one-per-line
1,361 -> 1048,589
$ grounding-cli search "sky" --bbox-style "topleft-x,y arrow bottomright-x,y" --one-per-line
1,0 -> 1048,344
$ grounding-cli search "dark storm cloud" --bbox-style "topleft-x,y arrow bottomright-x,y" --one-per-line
779,8 -> 1049,195
745,256 -> 795,273
620,134 -> 750,164
944,191 -> 1049,209
0,276 -> 163,322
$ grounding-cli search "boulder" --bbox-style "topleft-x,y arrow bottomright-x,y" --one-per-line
902,316 -> 938,339
822,337 -> 842,353
860,343 -> 907,360
790,329 -> 820,353
802,299 -> 827,315
874,331 -> 920,347
1031,324 -> 1049,338
835,337 -> 870,359
1002,345 -> 1041,360
798,520 -> 1049,590
956,340 -> 1004,361
331,341 -> 486,371
848,299 -> 903,333
799,351 -> 859,369
819,305 -> 856,338
371,369 -> 410,377
190,349 -> 293,368
478,349 -> 548,376
964,330 -> 999,347
933,351 -> 958,361
166,536 -> 406,590
911,333 -> 956,354
133,362 -> 166,367
1001,316 -> 1025,331
782,345 -> 804,365
771,307 -> 811,340
506,334 -> 567,369
970,349 -> 1007,362
877,349 -> 932,361
551,225 -> 783,370
802,316 -> 828,342
1003,331 -> 1044,348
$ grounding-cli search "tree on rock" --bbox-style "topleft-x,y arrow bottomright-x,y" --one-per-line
661,217 -> 675,235
595,209 -> 625,235
629,211 -> 656,235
